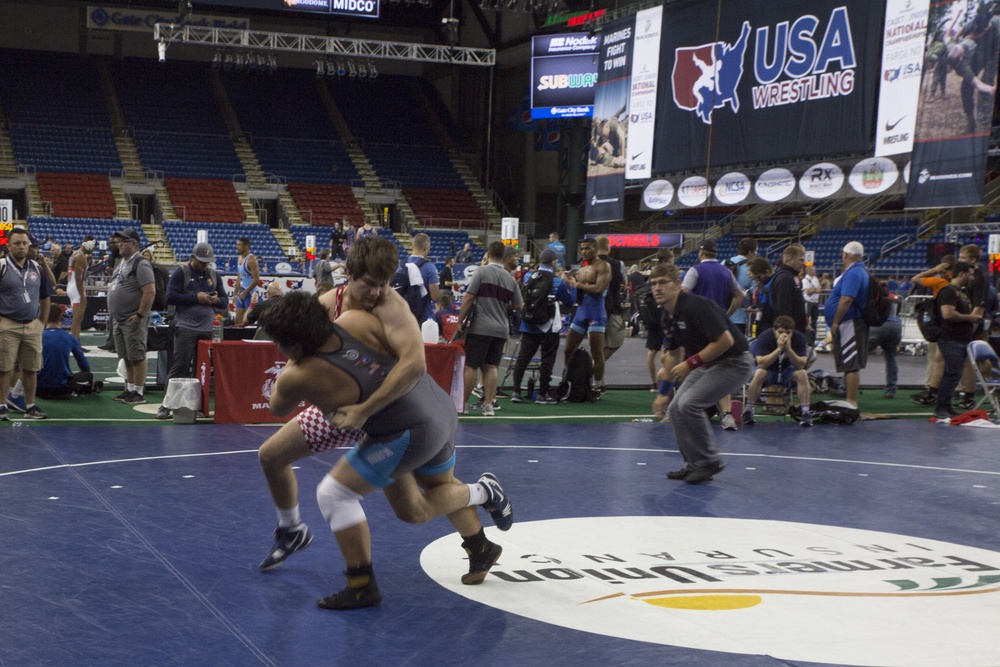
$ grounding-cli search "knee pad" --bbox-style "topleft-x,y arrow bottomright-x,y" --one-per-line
316,475 -> 366,534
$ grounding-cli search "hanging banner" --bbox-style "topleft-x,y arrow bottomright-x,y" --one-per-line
907,1 -> 1000,208
530,33 -> 600,120
625,6 -> 663,180
654,0 -> 884,172
585,16 -> 635,223
874,0 -> 930,156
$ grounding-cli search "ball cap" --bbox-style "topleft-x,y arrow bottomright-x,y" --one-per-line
842,241 -> 864,256
699,239 -> 717,252
193,242 -> 216,263
112,227 -> 141,243
539,248 -> 558,264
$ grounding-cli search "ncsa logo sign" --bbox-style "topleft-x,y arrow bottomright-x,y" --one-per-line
422,517 -> 1000,666
672,22 -> 751,125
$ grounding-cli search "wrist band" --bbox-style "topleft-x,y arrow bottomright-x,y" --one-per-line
657,380 -> 674,396
685,354 -> 704,370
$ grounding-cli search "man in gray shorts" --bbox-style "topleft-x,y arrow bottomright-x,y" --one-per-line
107,227 -> 155,405
258,290 -> 513,610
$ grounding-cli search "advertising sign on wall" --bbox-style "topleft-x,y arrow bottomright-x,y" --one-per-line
874,0 -> 929,156
530,33 -> 600,119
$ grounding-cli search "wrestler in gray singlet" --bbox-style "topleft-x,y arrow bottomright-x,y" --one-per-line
307,324 -> 459,488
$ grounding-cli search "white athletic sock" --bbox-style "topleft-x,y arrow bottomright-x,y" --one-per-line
466,483 -> 488,507
276,505 -> 302,528
135,386 -> 144,396
800,404 -> 810,415
127,383 -> 136,392
10,379 -> 24,398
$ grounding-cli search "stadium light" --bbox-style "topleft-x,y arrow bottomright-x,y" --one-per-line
367,59 -> 378,79
357,60 -> 367,78
314,58 -> 325,76
158,41 -> 167,62
212,49 -> 222,71
347,60 -> 357,78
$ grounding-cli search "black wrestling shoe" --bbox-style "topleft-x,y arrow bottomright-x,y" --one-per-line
317,573 -> 382,610
478,472 -> 513,531
461,539 -> 503,585
684,460 -> 725,485
258,523 -> 313,571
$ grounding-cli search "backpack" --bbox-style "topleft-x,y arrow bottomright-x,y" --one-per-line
390,256 -> 429,321
521,270 -> 555,326
559,348 -> 598,403
129,258 -> 171,312
634,284 -> 659,328
0,257 -> 40,283
914,296 -> 942,343
723,256 -> 747,279
863,271 -> 892,327
789,400 -> 860,425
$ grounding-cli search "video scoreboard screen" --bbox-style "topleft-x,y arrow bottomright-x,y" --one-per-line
189,0 -> 380,20
0,199 -> 12,248
530,33 -> 599,119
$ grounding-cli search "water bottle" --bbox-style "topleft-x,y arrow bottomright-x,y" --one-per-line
527,377 -> 536,401
212,315 -> 223,343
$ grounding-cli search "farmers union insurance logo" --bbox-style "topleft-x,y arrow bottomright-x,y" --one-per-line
421,517 -> 1000,666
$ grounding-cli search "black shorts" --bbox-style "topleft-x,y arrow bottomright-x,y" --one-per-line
464,333 -> 506,369
645,323 -> 665,351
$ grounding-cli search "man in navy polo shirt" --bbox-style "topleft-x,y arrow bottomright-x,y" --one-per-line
0,227 -> 53,420
650,262 -> 753,484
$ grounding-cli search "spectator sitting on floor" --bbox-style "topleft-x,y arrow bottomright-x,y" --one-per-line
743,315 -> 812,427
37,304 -> 95,400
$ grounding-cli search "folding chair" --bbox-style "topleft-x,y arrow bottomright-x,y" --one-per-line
967,340 -> 1000,416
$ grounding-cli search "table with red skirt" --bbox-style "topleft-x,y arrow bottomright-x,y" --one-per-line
196,340 -> 465,424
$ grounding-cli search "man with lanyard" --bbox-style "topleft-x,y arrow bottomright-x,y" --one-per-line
824,241 -> 869,408
650,262 -> 753,484
155,242 -> 228,420
234,237 -> 260,326
0,228 -> 53,421
956,244 -> 989,410
108,227 -> 155,405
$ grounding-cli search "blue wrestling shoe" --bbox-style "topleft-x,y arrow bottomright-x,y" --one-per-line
6,391 -> 27,413
258,522 -> 314,571
478,472 -> 513,531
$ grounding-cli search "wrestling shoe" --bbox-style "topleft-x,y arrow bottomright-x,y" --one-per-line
478,472 -> 513,531
741,409 -> 756,426
800,414 -> 813,428
721,413 -> 738,431
461,538 -> 503,585
6,392 -> 27,413
471,384 -> 484,399
317,572 -> 382,610
258,522 -> 314,571
23,406 -> 47,420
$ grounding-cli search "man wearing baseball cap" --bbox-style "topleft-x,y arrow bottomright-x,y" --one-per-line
107,227 -> 155,405
824,241 -> 868,407
155,242 -> 227,419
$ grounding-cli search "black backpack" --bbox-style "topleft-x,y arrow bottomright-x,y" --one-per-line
863,271 -> 892,327
723,257 -> 747,279
914,296 -> 942,343
559,348 -> 598,402
390,256 -> 429,321
129,257 -> 171,312
634,284 -> 659,328
521,270 -> 555,326
789,400 -> 860,425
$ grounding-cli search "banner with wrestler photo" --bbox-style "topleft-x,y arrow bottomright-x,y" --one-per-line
907,0 -> 1000,208
584,15 -> 634,224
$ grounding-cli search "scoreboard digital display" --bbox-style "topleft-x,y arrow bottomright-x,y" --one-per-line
0,199 -> 13,247
530,33 -> 599,119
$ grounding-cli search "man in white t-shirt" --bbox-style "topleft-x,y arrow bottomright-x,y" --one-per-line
801,263 -> 822,347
